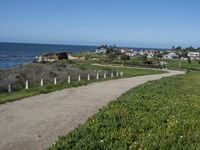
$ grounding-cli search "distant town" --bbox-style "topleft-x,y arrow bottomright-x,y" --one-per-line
96,45 -> 200,60
34,45 -> 200,63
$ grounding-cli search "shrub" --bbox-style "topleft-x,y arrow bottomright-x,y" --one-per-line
120,55 -> 130,61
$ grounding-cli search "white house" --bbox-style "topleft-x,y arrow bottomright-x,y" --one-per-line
120,48 -> 133,54
147,52 -> 155,58
126,52 -> 134,57
96,48 -> 107,54
188,52 -> 200,60
133,51 -> 140,56
138,50 -> 144,56
163,52 -> 178,59
120,49 -> 127,53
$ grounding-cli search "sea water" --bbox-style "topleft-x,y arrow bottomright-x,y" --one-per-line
0,42 -> 97,68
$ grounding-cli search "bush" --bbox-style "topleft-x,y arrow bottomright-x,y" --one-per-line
0,62 -> 107,92
120,55 -> 130,61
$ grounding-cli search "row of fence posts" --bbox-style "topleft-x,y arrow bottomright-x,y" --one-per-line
7,72 -> 124,93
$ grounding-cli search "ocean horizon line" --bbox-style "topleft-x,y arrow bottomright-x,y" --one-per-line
0,41 -> 169,50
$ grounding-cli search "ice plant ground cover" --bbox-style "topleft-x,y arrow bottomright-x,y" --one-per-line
51,71 -> 200,150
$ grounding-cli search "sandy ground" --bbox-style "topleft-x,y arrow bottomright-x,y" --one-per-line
0,70 -> 184,150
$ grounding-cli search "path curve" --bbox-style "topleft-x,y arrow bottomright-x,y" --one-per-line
0,70 -> 184,150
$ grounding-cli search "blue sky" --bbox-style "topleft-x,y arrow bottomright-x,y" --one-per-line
0,0 -> 200,48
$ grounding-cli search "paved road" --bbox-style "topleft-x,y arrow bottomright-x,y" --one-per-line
0,70 -> 184,150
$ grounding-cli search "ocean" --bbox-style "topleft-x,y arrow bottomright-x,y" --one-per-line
0,42 -> 97,68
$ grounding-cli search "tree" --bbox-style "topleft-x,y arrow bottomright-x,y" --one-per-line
181,50 -> 188,58
157,53 -> 163,58
108,53 -> 117,60
175,46 -> 182,51
185,46 -> 196,52
188,57 -> 191,64
120,55 -> 130,61
141,54 -> 148,62
106,47 -> 113,54
98,44 -> 108,49
106,45 -> 118,54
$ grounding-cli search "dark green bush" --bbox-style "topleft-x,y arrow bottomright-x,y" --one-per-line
120,55 -> 130,61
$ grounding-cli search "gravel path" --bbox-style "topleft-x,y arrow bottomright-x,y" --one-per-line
0,70 -> 184,150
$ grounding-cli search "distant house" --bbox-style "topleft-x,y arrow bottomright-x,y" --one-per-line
181,57 -> 188,61
119,48 -> 135,57
120,48 -> 133,54
147,51 -> 155,59
126,52 -> 135,57
96,48 -> 107,54
42,53 -> 59,62
138,50 -> 144,56
34,52 -> 70,62
163,52 -> 178,59
120,49 -> 126,53
188,52 -> 200,60
132,51 -> 140,56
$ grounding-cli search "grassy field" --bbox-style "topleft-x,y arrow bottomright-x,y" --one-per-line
165,59 -> 200,70
0,65 -> 163,104
78,63 -> 163,77
51,71 -> 200,150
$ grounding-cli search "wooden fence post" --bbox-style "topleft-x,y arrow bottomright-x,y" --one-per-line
104,73 -> 106,79
25,80 -> 29,89
88,74 -> 90,81
8,83 -> 11,93
78,75 -> 81,81
96,73 -> 99,80
54,77 -> 57,85
40,79 -> 44,86
68,76 -> 71,83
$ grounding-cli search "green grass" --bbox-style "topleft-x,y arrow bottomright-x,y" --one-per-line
0,65 -> 163,104
165,59 -> 200,70
78,63 -> 164,77
50,71 -> 200,150
0,81 -> 88,104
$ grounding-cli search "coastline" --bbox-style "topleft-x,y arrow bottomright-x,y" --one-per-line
0,42 -> 97,69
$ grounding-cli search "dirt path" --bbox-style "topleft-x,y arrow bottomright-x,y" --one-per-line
0,70 -> 184,150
